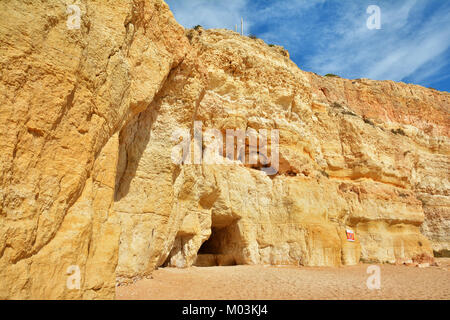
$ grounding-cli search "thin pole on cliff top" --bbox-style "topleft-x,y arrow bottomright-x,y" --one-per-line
241,17 -> 243,35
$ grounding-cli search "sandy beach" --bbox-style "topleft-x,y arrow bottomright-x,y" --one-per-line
116,258 -> 450,300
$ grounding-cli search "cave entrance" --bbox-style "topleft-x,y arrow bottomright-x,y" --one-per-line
194,227 -> 237,267
198,227 -> 220,254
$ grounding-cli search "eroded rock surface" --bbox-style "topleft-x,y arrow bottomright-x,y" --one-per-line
0,0 -> 189,299
0,1 -> 448,299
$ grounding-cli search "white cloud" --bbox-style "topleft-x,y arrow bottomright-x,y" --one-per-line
304,1 -> 450,82
367,24 -> 450,81
409,56 -> 450,86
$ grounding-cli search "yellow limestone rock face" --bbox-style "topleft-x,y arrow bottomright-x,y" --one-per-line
150,28 -> 447,271
1,2 -> 448,299
306,70 -> 450,258
0,0 -> 189,299
114,27 -> 446,279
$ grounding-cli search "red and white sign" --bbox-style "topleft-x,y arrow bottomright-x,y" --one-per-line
346,229 -> 355,242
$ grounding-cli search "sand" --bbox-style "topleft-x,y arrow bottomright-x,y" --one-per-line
116,258 -> 450,300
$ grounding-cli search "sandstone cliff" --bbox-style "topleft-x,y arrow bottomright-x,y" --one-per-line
0,1 -> 448,299
0,0 -> 189,299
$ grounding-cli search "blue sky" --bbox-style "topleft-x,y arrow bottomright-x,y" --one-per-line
166,0 -> 450,92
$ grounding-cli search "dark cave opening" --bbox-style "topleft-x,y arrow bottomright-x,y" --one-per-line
198,227 -> 221,254
195,227 -> 237,267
